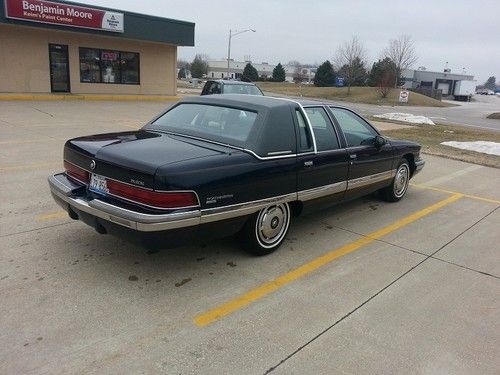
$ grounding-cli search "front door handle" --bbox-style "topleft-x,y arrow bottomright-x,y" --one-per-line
349,154 -> 357,160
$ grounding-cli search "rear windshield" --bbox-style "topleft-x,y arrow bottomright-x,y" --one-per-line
223,84 -> 263,96
149,103 -> 258,146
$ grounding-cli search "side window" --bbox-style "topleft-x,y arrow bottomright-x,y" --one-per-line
210,83 -> 221,94
201,82 -> 211,95
304,107 -> 339,151
329,107 -> 377,147
295,109 -> 313,152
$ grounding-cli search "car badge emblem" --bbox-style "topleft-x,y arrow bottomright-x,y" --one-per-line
90,160 -> 96,170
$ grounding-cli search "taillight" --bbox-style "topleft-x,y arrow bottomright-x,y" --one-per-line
106,179 -> 198,209
64,161 -> 90,183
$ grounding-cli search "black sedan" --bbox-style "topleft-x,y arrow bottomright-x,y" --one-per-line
49,95 -> 424,255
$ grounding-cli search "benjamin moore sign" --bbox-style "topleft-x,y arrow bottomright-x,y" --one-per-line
4,0 -> 124,32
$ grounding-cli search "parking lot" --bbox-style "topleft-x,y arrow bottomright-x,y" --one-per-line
1,100 -> 499,374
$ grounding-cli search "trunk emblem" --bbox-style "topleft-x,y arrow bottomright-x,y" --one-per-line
90,160 -> 96,170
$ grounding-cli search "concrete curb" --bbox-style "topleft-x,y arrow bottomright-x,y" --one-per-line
0,94 -> 181,101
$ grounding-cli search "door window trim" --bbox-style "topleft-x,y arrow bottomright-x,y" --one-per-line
303,105 -> 342,152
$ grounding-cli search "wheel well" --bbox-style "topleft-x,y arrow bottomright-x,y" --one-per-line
289,200 -> 303,217
402,153 -> 416,176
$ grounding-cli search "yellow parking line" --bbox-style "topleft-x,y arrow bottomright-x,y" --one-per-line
0,139 -> 60,145
193,193 -> 463,327
0,162 -> 60,172
411,183 -> 500,205
37,211 -> 67,221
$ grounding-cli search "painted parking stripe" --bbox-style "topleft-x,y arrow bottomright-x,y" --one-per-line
193,193 -> 463,327
411,183 -> 500,205
37,211 -> 68,221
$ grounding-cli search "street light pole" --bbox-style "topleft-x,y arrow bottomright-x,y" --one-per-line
227,28 -> 255,80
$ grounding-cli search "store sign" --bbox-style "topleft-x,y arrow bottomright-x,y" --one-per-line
4,0 -> 124,33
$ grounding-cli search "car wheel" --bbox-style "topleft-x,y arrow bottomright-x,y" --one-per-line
240,202 -> 291,255
381,160 -> 410,202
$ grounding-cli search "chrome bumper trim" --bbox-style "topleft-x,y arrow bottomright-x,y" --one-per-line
415,159 -> 425,173
49,175 -> 201,232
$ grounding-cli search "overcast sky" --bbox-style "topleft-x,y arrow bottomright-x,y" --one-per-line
80,0 -> 499,83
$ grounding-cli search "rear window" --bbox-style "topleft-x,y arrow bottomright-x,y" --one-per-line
223,84 -> 263,96
150,103 -> 258,146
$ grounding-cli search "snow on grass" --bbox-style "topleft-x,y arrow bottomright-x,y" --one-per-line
373,113 -> 435,125
441,141 -> 500,156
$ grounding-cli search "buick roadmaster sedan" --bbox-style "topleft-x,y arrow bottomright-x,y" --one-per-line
49,95 -> 424,255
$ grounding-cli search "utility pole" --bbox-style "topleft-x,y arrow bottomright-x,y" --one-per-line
227,28 -> 256,79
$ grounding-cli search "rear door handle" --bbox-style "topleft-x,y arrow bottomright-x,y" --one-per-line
349,154 -> 357,159
304,160 -> 314,167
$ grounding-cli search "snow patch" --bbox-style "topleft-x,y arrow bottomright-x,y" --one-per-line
441,141 -> 500,156
373,113 -> 435,125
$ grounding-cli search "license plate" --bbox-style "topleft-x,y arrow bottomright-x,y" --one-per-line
89,173 -> 109,195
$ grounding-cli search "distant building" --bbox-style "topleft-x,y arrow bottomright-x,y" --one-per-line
401,68 -> 474,96
207,60 -> 316,82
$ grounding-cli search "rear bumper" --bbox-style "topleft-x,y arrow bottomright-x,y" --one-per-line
48,174 -> 201,232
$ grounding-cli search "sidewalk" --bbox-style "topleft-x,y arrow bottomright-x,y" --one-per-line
0,93 -> 180,101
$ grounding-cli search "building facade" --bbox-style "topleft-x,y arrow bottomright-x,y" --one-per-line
207,60 -> 316,83
402,68 -> 474,96
0,0 -> 194,95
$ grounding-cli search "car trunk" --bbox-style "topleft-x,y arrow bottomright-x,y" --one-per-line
63,130 -> 225,190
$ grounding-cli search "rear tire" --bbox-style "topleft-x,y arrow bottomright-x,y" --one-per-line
381,160 -> 410,202
240,202 -> 291,256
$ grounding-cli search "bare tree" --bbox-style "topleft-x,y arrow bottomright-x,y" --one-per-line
334,36 -> 367,94
384,35 -> 417,87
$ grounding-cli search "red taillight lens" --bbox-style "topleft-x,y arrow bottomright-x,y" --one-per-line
106,179 -> 198,209
64,161 -> 90,183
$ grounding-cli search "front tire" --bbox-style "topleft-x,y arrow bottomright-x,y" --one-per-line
381,160 -> 410,202
240,202 -> 291,255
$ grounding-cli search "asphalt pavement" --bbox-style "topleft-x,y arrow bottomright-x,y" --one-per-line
0,100 -> 499,374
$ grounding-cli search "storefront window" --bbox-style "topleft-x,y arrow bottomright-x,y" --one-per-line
101,50 -> 121,83
120,52 -> 140,84
79,48 -> 101,83
79,48 -> 140,85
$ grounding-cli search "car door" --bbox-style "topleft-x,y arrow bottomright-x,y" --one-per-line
328,107 -> 394,199
295,106 -> 349,207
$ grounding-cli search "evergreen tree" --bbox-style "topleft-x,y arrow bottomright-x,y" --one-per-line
190,54 -> 208,78
484,76 -> 496,90
313,60 -> 336,87
338,57 -> 367,88
242,63 -> 259,82
367,57 -> 397,87
178,67 -> 187,79
272,63 -> 286,82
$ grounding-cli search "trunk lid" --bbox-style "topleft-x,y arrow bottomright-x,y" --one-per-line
64,130 -> 227,189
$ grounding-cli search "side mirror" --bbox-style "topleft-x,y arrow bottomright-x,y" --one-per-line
374,135 -> 386,148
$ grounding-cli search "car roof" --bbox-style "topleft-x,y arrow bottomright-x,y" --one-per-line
207,80 -> 258,86
181,94 -> 297,110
